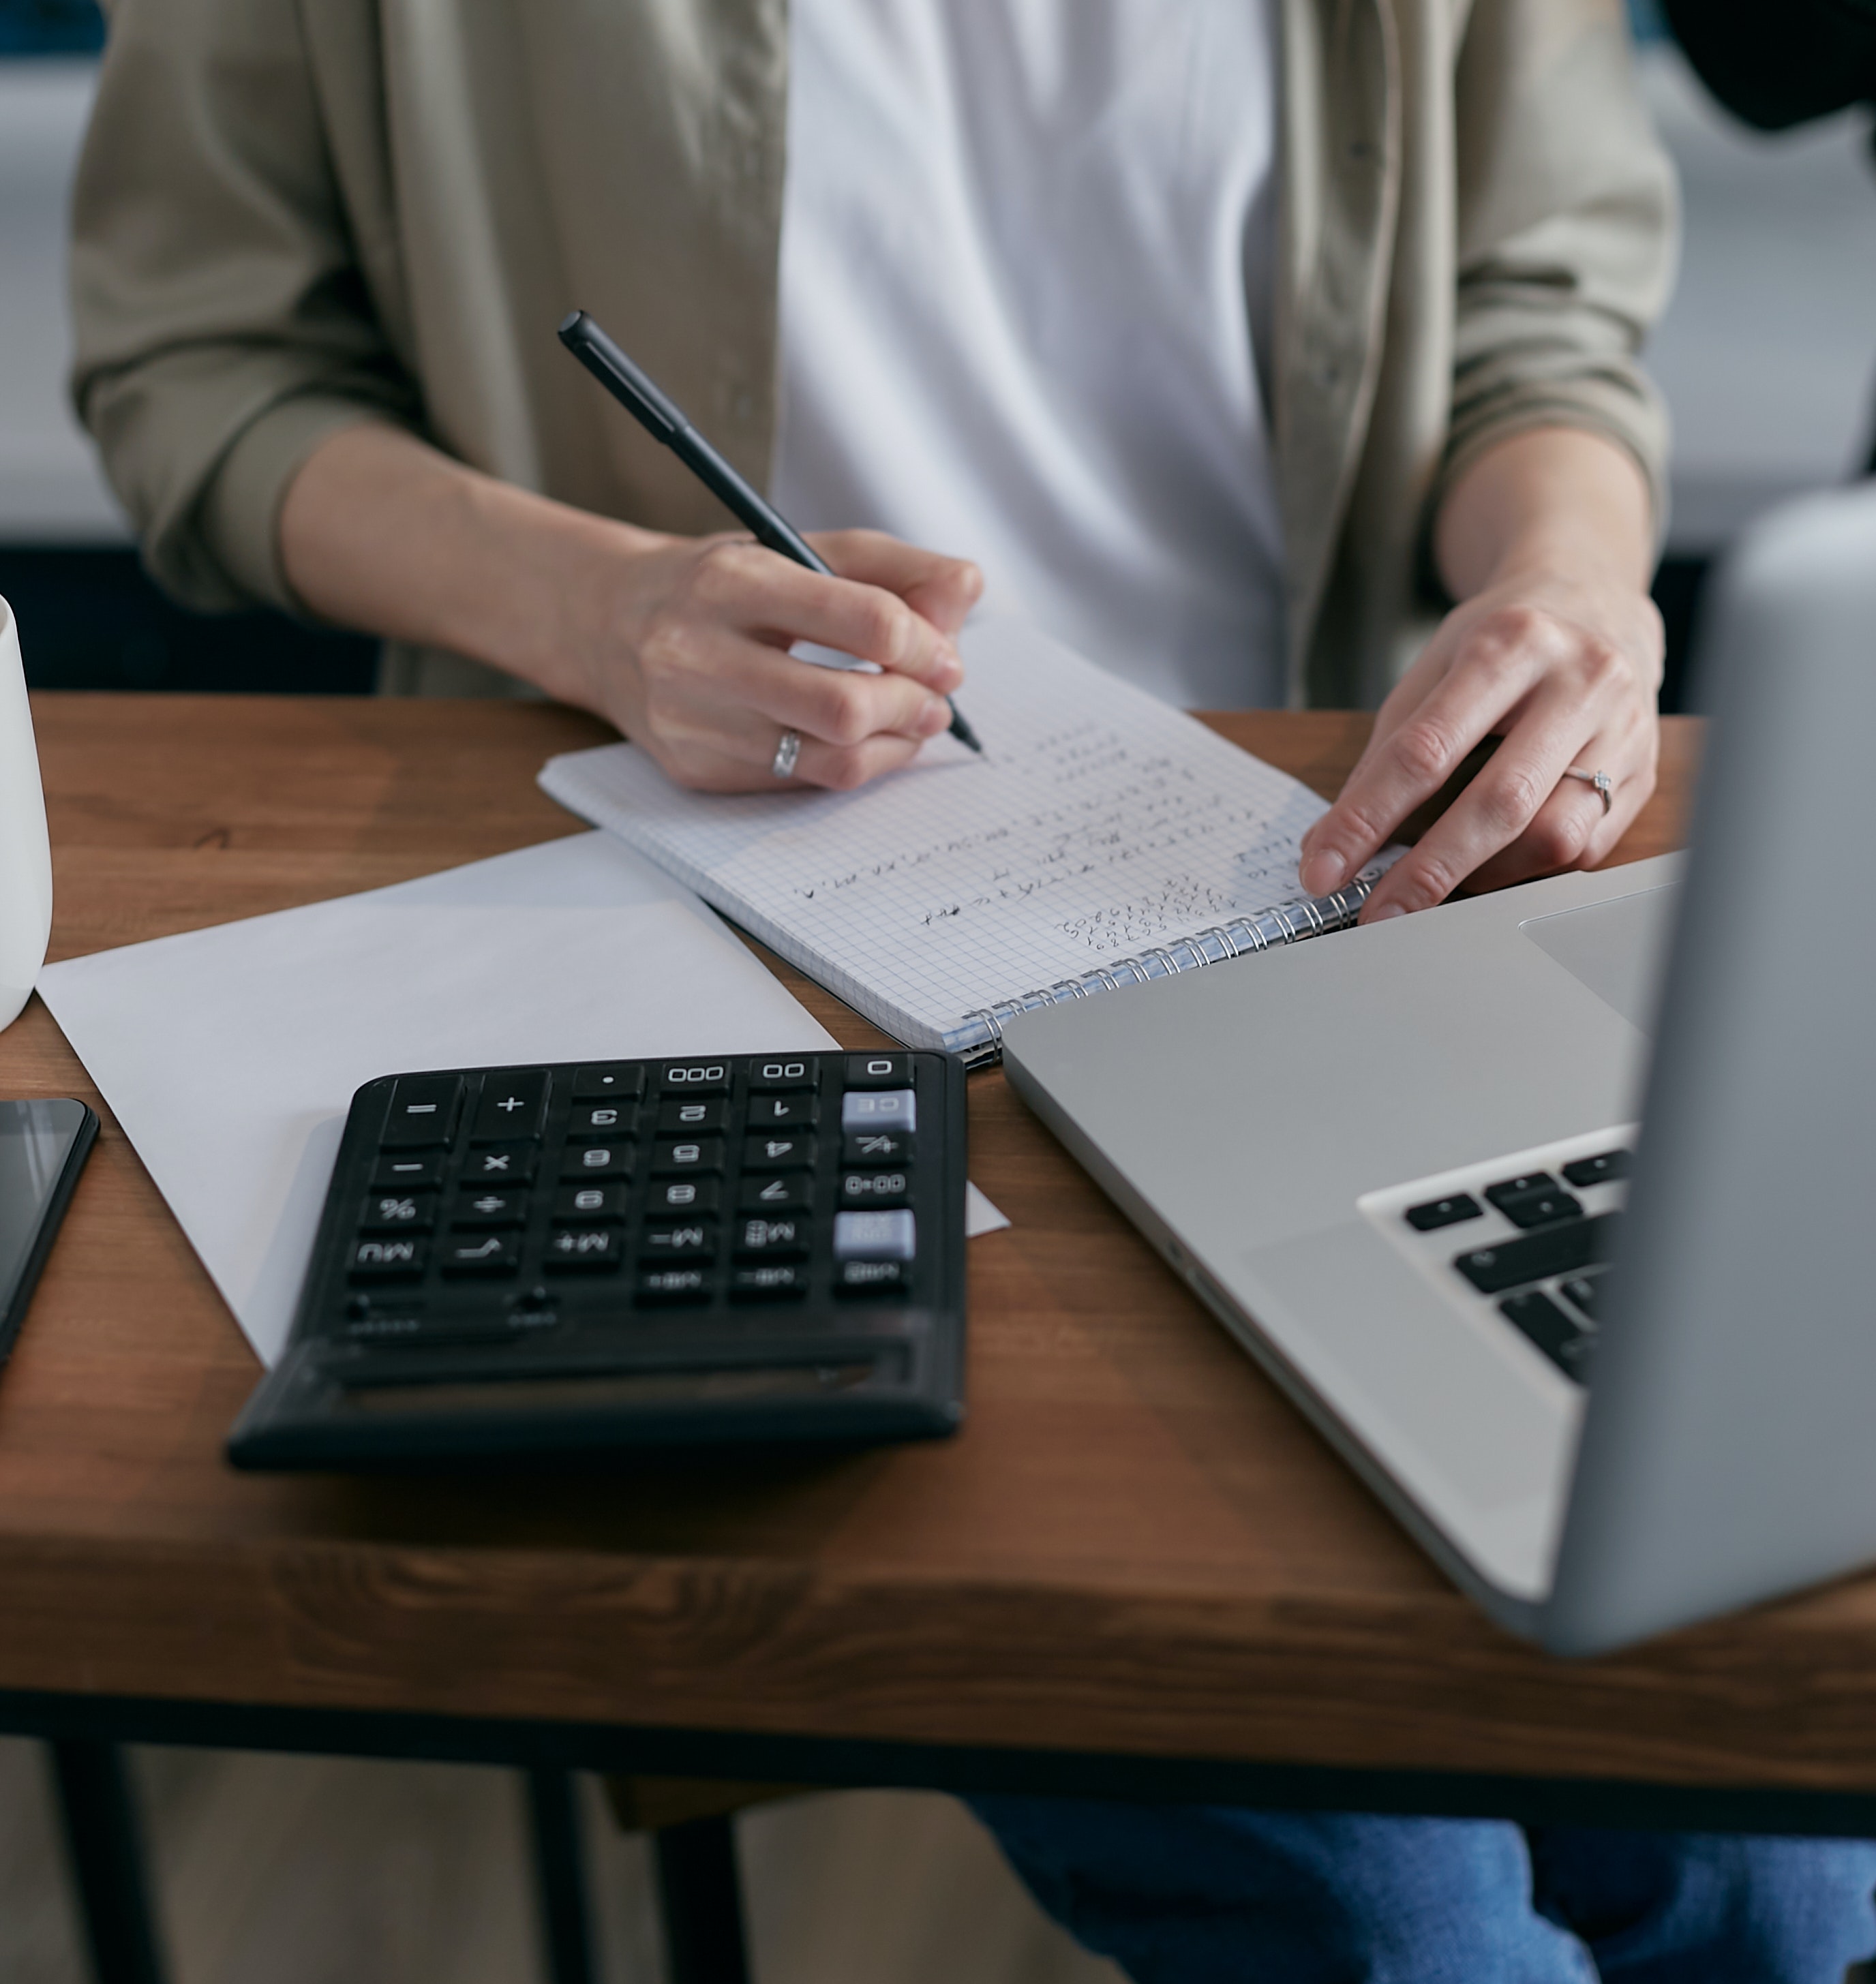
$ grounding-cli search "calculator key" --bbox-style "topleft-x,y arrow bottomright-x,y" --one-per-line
471,1069 -> 548,1143
552,1184 -> 626,1223
659,1060 -> 731,1096
372,1152 -> 445,1190
845,1053 -> 911,1088
544,1227 -> 624,1272
561,1142 -> 630,1180
653,1138 -> 725,1176
730,1264 -> 808,1302
841,1088 -> 916,1133
657,1098 -> 727,1134
566,1101 -> 638,1140
360,1191 -> 436,1232
1491,1187 -> 1584,1231
748,1057 -> 818,1091
348,1236 -> 427,1281
572,1063 -> 646,1101
840,1170 -> 910,1209
746,1093 -> 818,1130
1562,1150 -> 1631,1189
735,1216 -> 809,1260
835,1260 -> 910,1296
464,1141 -> 539,1182
833,1209 -> 917,1262
1404,1193 -> 1481,1232
636,1267 -> 714,1305
452,1188 -> 529,1229
380,1074 -> 462,1148
843,1131 -> 913,1167
640,1221 -> 717,1260
648,1178 -> 721,1216
742,1133 -> 817,1172
739,1174 -> 813,1214
440,1232 -> 520,1277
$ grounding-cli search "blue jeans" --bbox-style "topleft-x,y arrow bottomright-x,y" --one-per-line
971,1799 -> 1876,1983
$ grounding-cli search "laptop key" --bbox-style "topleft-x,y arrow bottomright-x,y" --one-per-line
1491,1187 -> 1584,1231
1560,1270 -> 1607,1322
1404,1193 -> 1481,1232
1499,1289 -> 1593,1382
1454,1211 -> 1620,1294
1562,1150 -> 1631,1189
1484,1173 -> 1557,1211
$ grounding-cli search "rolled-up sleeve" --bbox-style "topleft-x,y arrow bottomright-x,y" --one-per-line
70,0 -> 420,613
1442,0 -> 1678,531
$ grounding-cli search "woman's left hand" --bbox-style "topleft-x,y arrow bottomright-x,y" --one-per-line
1295,429 -> 1665,920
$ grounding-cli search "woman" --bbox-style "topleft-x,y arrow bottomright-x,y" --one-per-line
68,1 -> 1876,1973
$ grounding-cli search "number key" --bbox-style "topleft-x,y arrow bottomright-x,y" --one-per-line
567,1101 -> 637,1140
653,1138 -> 725,1176
648,1178 -> 721,1217
657,1098 -> 727,1134
746,1093 -> 817,1130
552,1184 -> 626,1223
738,1174 -> 813,1215
560,1143 -> 629,1181
741,1133 -> 817,1172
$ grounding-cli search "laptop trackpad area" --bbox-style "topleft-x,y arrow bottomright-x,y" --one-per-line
1519,884 -> 1676,1033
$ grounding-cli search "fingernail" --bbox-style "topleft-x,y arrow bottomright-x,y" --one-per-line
1367,902 -> 1407,922
920,697 -> 951,735
1299,849 -> 1345,896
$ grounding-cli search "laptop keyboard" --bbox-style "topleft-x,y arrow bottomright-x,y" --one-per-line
1364,1131 -> 1635,1387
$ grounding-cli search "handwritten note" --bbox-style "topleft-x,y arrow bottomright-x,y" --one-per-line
539,620 -> 1340,1050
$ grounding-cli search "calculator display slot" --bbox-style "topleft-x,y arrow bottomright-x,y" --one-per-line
337,1354 -> 903,1415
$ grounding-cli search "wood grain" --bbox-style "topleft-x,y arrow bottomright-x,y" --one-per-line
16,696 -> 1865,1803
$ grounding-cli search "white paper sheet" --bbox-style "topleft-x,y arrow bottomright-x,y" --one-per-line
965,1182 -> 1010,1238
37,834 -> 836,1366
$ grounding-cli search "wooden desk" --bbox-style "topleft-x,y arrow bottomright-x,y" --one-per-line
3,697 -> 1869,1835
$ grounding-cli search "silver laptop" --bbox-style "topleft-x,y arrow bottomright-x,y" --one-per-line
1001,484 -> 1876,1656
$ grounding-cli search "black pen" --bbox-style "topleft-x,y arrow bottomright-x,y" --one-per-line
558,310 -> 982,754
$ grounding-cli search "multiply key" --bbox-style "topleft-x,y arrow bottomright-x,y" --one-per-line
464,1141 -> 539,1182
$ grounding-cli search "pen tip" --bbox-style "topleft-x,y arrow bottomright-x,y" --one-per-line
948,704 -> 984,754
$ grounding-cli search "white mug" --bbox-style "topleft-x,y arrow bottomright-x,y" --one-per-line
0,595 -> 52,1033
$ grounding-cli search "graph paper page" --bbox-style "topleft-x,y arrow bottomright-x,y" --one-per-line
538,620 -> 1331,1046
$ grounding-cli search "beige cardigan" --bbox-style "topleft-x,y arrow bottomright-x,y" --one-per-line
70,0 -> 1674,709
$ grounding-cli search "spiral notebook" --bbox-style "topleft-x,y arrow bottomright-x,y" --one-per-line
538,620 -> 1400,1065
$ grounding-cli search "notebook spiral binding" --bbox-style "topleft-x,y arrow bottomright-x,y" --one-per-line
956,871 -> 1382,1069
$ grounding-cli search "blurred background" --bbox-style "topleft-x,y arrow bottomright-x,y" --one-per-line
7,0 -> 1876,705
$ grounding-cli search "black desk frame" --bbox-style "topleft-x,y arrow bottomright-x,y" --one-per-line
6,1688 -> 1876,1984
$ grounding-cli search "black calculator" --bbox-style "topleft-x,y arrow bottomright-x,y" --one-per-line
228,1050 -> 967,1469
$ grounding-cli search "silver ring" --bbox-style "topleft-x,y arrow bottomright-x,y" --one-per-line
771,729 -> 802,780
1562,766 -> 1614,816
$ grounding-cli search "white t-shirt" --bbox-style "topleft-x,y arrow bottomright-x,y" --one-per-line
772,0 -> 1287,709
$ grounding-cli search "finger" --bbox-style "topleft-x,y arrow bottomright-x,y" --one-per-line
1297,616 -> 1567,896
1357,706 -> 1644,920
691,540 -> 967,691
717,632 -> 955,749
808,528 -> 985,639
635,726 -> 931,796
1463,726 -> 1658,895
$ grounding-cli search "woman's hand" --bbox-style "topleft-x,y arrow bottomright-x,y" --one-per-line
1297,429 -> 1664,920
278,425 -> 982,793
569,527 -> 981,792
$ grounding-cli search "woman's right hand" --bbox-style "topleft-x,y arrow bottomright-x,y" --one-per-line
567,525 -> 982,793
278,426 -> 980,793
